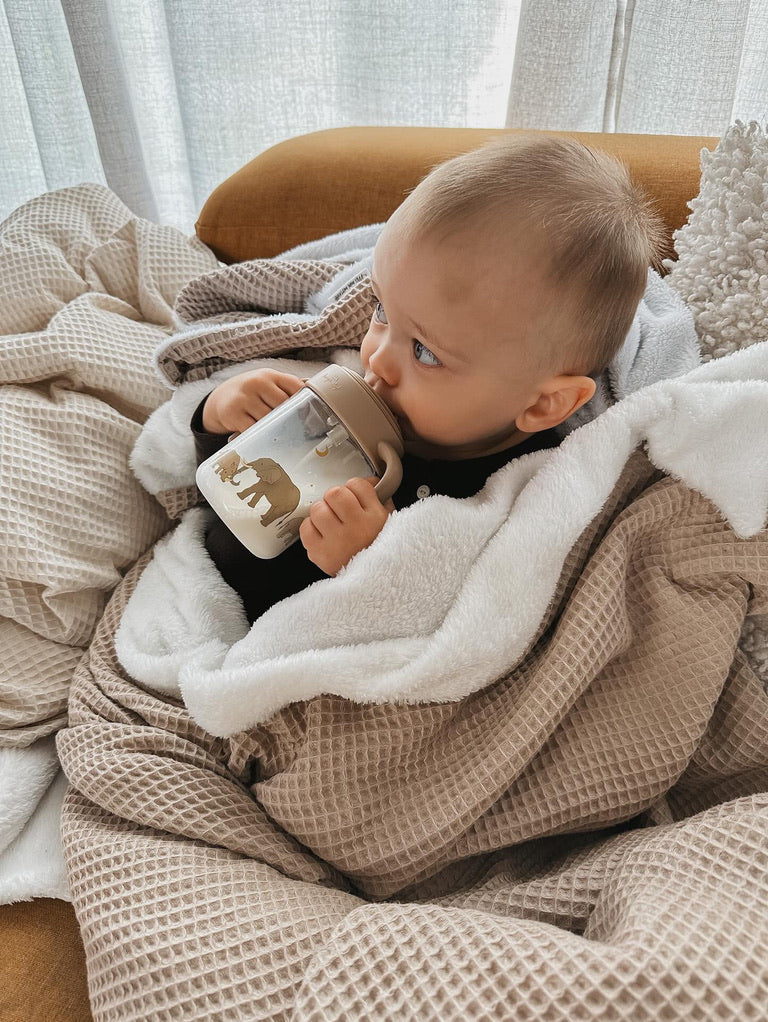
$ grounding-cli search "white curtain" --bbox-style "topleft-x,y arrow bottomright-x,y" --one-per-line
2,1 -> 767,239
507,0 -> 768,135
0,0 -> 523,234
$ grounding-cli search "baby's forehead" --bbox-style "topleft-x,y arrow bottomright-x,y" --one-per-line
378,215 -> 553,349
443,313 -> 533,372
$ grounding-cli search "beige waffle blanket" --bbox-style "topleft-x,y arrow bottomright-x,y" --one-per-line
55,120 -> 768,1014
56,444 -> 768,1019
0,182 -> 221,899
0,183 -> 217,750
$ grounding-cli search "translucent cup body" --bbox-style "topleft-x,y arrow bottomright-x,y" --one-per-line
196,387 -> 375,558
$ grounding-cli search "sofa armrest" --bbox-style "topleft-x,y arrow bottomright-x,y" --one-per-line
195,125 -> 719,264
0,898 -> 92,1021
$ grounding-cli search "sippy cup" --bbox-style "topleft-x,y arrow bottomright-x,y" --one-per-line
195,365 -> 405,558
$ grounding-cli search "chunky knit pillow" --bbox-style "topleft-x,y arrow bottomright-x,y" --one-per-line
664,120 -> 768,363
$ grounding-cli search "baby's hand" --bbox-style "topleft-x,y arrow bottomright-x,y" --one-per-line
299,476 -> 396,576
202,369 -> 306,434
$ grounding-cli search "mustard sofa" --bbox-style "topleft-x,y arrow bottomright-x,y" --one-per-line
0,124 -> 718,1022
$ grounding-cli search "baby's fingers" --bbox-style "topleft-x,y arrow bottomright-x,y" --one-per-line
241,372 -> 304,417
344,476 -> 385,511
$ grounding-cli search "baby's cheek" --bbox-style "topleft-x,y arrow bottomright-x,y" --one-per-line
407,404 -> 443,440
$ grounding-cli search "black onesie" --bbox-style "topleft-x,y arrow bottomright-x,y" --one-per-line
191,392 -> 561,625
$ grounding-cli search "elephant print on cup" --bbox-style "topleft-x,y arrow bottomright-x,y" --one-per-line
236,457 -> 301,526
196,364 -> 404,559
213,449 -> 250,485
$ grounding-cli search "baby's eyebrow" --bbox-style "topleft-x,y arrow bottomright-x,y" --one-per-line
370,270 -> 469,363
369,271 -> 432,340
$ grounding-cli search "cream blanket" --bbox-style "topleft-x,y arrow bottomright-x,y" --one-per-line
49,121 -> 768,1019
0,184 -> 218,900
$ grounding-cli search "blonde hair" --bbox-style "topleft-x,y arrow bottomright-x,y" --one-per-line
394,133 -> 668,378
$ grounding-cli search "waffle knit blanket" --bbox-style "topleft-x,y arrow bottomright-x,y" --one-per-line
51,121 -> 768,1018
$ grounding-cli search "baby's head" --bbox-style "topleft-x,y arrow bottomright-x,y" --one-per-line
360,133 -> 666,459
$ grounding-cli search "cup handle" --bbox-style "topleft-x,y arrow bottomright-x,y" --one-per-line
373,441 -> 403,504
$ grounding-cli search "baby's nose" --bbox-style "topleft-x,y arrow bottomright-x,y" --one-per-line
367,348 -> 398,387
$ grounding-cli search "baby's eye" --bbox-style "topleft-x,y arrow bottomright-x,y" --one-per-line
413,339 -> 441,367
371,299 -> 441,367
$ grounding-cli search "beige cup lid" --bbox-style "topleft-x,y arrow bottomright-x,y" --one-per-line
304,365 -> 404,470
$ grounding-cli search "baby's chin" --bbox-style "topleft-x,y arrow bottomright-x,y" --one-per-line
399,418 -> 454,446
392,410 -> 491,453
396,416 -> 418,441
400,418 -> 457,448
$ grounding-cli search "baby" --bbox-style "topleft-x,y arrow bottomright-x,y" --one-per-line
192,133 -> 665,623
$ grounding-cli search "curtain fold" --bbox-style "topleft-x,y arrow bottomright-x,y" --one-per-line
1,1 -> 102,211
507,0 -> 768,136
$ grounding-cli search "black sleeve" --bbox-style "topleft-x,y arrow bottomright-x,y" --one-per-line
191,392 -> 232,509
191,392 -> 231,466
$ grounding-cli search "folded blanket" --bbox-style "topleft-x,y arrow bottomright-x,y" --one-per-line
0,182 -> 218,900
59,534 -> 768,1019
55,121 -> 768,1020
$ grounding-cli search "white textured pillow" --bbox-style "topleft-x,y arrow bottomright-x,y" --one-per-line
663,119 -> 768,363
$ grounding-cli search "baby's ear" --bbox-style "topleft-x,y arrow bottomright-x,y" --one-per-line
517,375 -> 596,431
561,375 -> 597,419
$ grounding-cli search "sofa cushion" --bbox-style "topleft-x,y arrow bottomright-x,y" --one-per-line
0,899 -> 91,1021
195,125 -> 720,263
